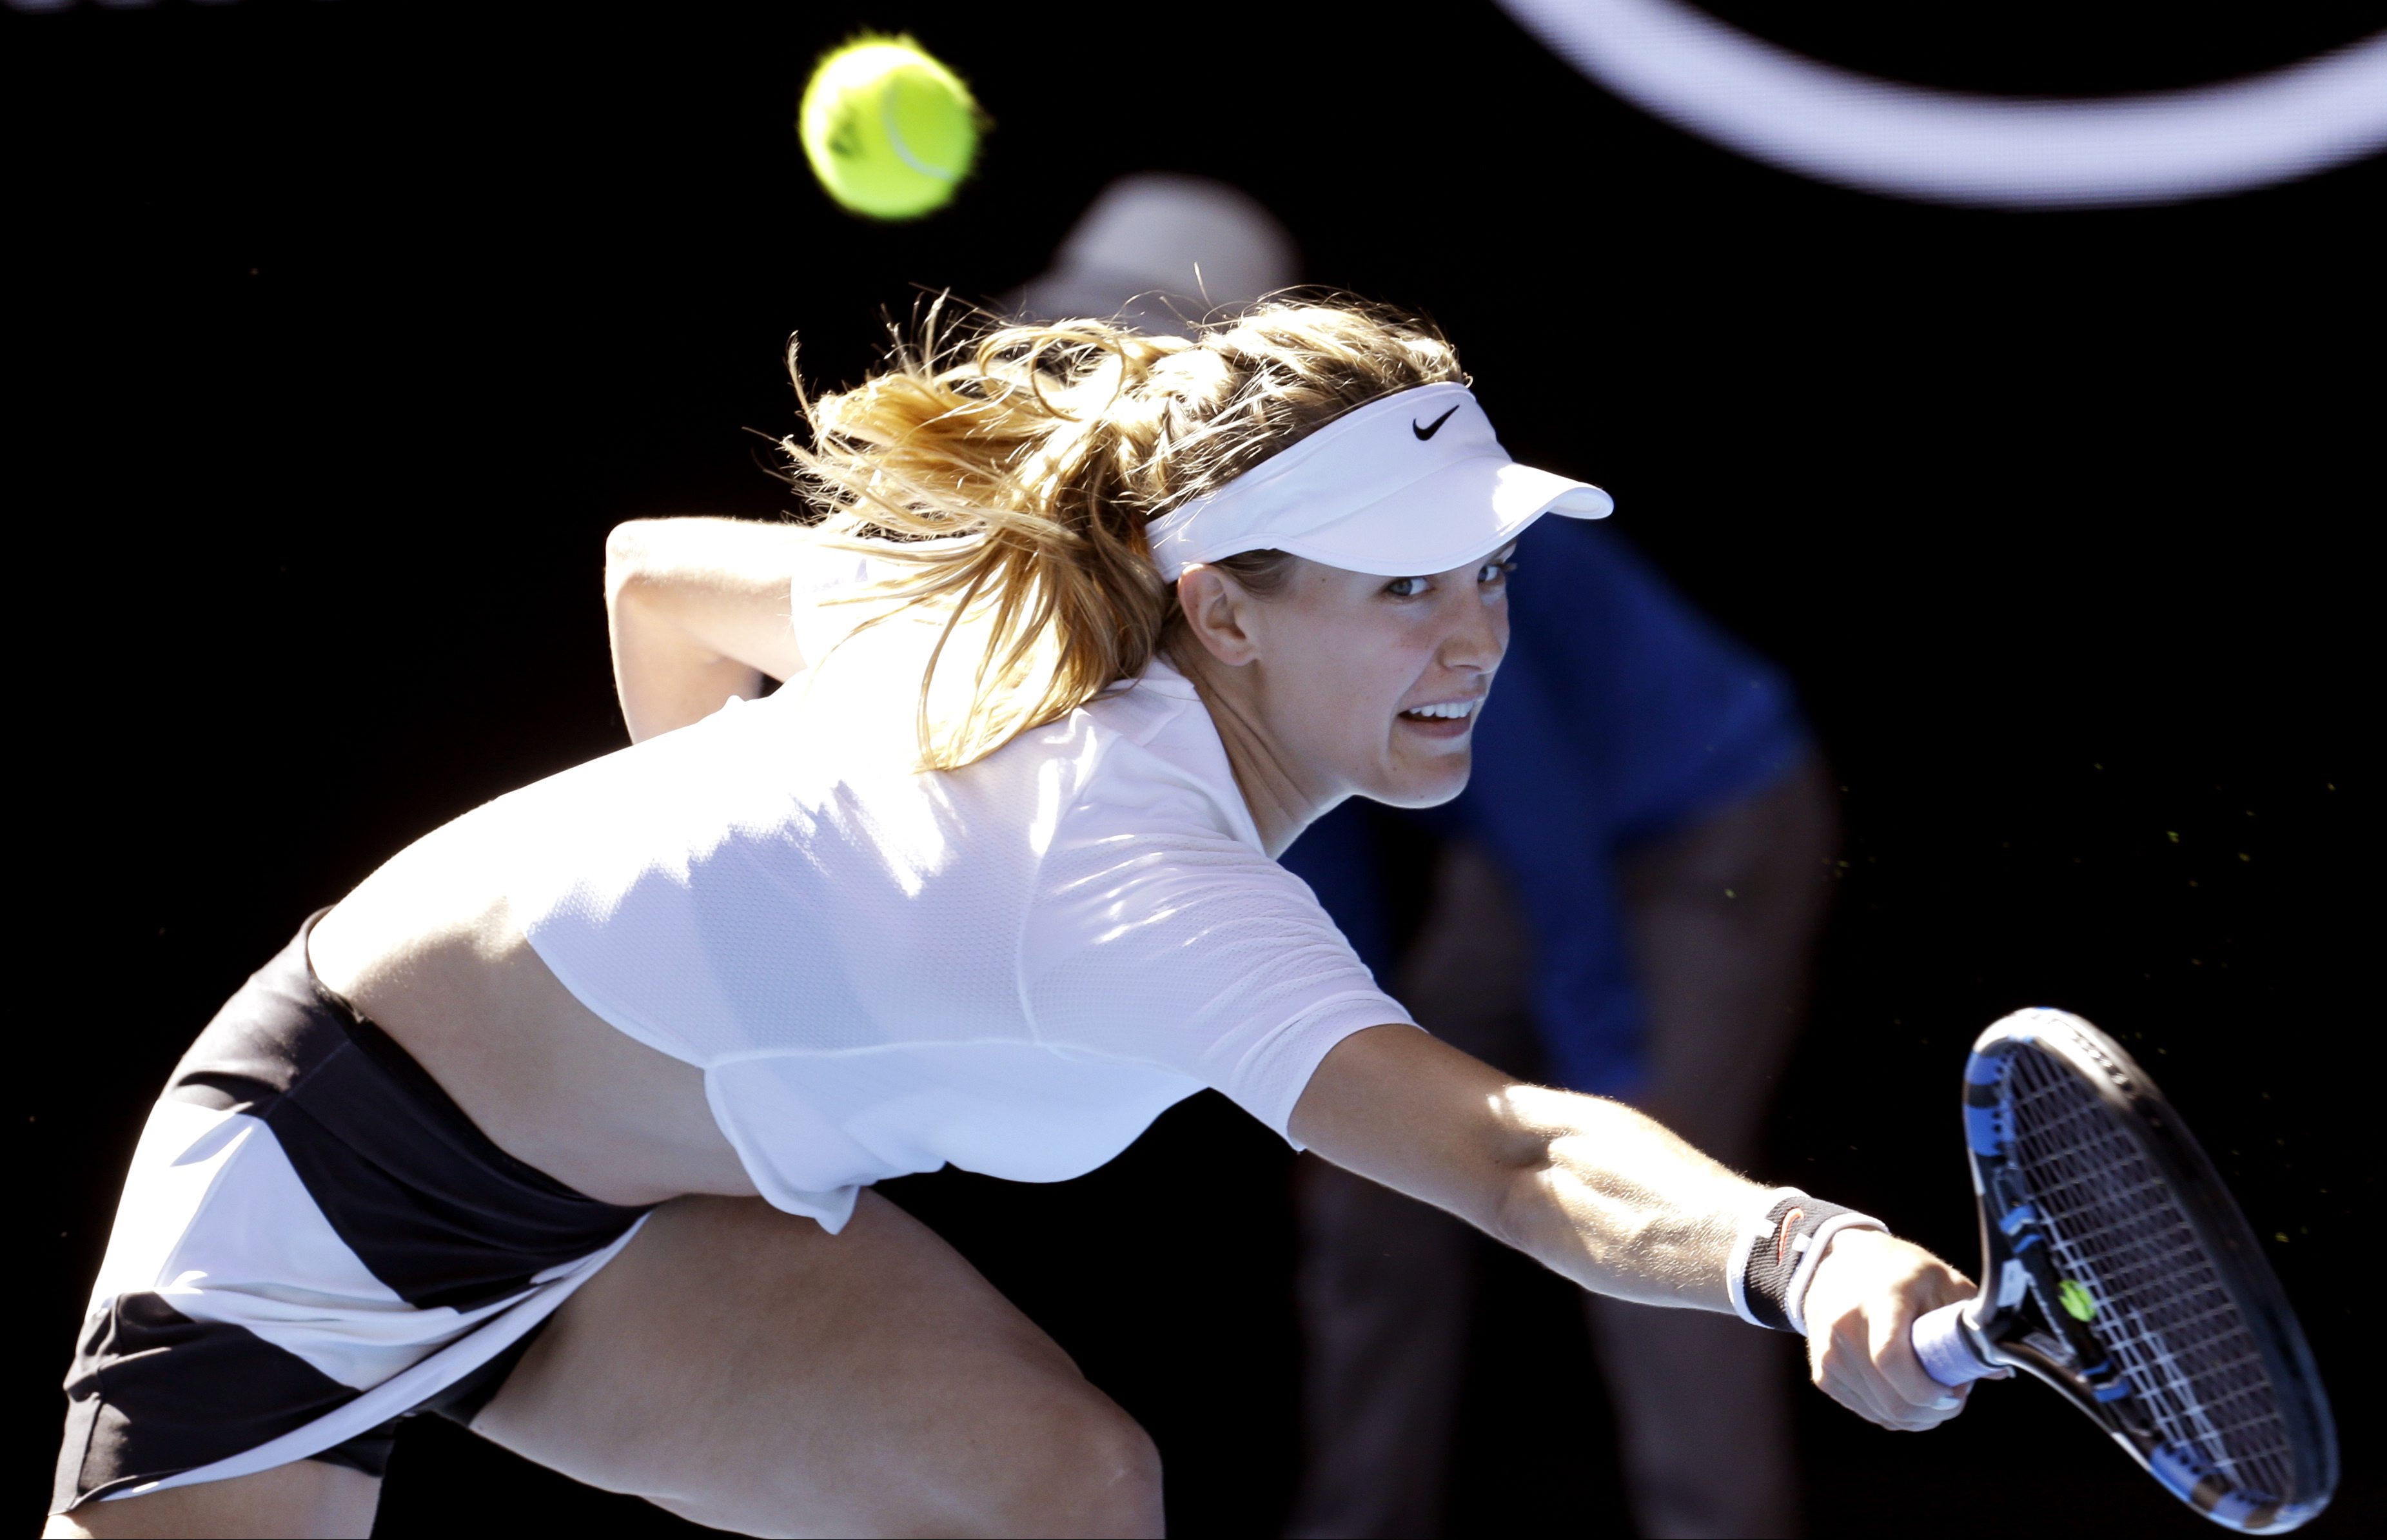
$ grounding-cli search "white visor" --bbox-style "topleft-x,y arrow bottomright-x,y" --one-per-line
1142,382 -> 1611,581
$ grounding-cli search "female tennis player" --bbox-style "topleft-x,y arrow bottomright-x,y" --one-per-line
52,299 -> 1972,1539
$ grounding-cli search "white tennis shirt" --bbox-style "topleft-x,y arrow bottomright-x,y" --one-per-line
504,602 -> 1410,1230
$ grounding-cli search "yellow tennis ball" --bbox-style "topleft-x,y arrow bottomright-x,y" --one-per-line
798,36 -> 980,221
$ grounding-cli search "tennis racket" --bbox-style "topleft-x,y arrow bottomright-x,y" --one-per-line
1907,1008 -> 2337,1532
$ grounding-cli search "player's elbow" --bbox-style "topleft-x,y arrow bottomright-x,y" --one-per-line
605,521 -> 701,636
604,520 -> 659,607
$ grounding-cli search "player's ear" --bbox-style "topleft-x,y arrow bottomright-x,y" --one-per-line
1175,564 -> 1262,667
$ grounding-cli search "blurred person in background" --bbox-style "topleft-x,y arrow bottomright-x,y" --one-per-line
1013,175 -> 1836,1539
1003,173 -> 1300,338
1277,550 -> 1831,1540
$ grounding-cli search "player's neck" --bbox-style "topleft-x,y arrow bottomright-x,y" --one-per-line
1179,654 -> 1333,859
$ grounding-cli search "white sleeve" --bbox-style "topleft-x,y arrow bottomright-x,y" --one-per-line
787,543 -> 885,671
1019,819 -> 1417,1145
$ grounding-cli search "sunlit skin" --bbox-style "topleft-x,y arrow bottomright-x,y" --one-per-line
1174,545 -> 1517,857
50,523 -> 1967,1540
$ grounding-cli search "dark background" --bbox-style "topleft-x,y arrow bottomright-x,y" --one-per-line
12,1 -> 2378,1534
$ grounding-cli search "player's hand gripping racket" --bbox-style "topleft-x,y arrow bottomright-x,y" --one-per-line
1907,1009 -> 2336,1532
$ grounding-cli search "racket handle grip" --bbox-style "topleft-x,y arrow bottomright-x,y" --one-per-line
1912,1300 -> 2001,1387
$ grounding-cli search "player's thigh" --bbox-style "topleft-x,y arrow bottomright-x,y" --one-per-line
471,1190 -> 1161,1539
43,1458 -> 378,1540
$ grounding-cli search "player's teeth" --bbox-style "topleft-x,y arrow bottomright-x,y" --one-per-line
1403,701 -> 1473,719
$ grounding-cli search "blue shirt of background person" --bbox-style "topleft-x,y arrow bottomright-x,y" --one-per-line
1278,518 -> 1812,1097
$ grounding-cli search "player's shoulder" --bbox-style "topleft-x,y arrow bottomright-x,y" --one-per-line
1063,661 -> 1264,853
1076,658 -> 1205,745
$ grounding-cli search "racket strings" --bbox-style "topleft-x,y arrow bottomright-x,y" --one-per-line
2006,1048 -> 2295,1503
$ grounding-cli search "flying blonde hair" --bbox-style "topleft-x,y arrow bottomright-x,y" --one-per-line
780,293 -> 1466,768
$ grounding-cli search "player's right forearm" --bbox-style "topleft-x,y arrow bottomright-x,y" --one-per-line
1294,1025 -> 1757,1314
1485,1082 -> 1758,1313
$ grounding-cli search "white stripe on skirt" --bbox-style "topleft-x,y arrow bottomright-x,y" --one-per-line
86,1097 -> 645,1501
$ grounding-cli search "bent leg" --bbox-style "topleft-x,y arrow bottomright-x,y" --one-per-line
471,1191 -> 1162,1539
1284,1153 -> 1476,1539
1586,1295 -> 1798,1539
1282,836 -> 1533,1537
42,1459 -> 378,1540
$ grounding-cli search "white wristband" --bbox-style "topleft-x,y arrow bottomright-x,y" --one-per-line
1782,1212 -> 1888,1336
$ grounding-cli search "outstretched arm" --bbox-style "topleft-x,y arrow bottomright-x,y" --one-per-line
604,517 -> 817,742
1289,1024 -> 1969,1432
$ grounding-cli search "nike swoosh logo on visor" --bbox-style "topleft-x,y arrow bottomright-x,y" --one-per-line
1412,405 -> 1461,440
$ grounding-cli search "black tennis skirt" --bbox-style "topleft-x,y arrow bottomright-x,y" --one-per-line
52,912 -> 653,1514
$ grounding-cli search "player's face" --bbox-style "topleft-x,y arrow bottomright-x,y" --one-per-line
1241,546 -> 1513,810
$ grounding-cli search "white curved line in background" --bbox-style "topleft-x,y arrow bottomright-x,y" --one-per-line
1498,0 -> 2387,207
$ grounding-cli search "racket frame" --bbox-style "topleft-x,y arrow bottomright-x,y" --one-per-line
1942,1009 -> 2335,1534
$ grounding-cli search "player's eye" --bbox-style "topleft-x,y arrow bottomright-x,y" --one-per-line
1383,576 -> 1429,598
1478,559 -> 1517,587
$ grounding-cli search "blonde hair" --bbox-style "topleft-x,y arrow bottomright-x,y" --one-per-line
780,293 -> 1466,768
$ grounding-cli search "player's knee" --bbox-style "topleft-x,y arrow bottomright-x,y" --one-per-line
1063,1407 -> 1164,1538
992,1394 -> 1163,1538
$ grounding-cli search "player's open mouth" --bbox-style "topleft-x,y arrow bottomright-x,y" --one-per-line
1397,699 -> 1481,736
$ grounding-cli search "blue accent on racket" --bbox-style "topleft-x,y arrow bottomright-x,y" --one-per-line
1907,1009 -> 2335,1532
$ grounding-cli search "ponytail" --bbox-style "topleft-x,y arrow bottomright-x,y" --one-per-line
780,293 -> 1464,768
